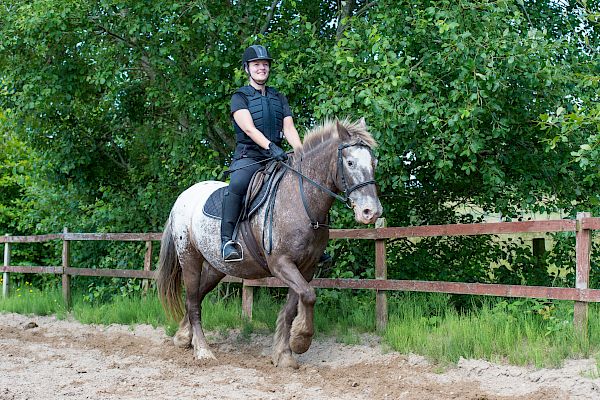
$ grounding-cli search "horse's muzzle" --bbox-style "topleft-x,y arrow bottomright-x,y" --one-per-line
353,200 -> 382,225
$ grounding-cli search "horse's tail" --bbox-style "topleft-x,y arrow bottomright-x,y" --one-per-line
155,216 -> 184,321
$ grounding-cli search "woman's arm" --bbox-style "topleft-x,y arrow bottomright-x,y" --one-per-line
283,116 -> 302,152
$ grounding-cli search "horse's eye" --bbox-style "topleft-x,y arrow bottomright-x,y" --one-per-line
347,160 -> 354,167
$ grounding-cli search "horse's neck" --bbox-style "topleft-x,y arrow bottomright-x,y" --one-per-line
293,144 -> 338,217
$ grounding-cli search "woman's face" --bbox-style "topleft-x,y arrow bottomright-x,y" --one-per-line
247,60 -> 270,85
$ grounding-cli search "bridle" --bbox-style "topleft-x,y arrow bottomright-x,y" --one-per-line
260,139 -> 377,254
336,141 -> 378,204
281,139 -> 377,229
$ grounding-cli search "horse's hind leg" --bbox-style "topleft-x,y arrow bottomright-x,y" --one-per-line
194,261 -> 225,358
173,312 -> 192,348
272,290 -> 300,369
180,252 -> 225,360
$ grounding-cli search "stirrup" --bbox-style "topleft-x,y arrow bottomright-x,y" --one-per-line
222,240 -> 243,262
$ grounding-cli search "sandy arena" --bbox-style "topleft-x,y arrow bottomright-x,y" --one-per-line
0,312 -> 598,399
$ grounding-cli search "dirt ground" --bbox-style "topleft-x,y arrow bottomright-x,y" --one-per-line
0,313 -> 598,400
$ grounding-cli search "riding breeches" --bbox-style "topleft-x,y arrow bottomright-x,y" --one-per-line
227,158 -> 265,197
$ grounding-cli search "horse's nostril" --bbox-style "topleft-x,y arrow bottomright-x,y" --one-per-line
363,209 -> 373,218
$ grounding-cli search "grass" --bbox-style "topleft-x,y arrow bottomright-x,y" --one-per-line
384,293 -> 599,368
314,289 -> 376,343
72,294 -> 172,327
1,285 -> 599,370
0,283 -> 67,317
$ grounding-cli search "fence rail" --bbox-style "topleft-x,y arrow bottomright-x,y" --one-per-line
2,213 -> 599,334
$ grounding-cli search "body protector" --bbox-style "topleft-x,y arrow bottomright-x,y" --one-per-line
233,86 -> 284,158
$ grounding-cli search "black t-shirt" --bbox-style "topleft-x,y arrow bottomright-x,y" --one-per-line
230,86 -> 293,118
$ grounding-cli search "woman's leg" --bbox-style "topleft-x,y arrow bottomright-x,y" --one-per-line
221,158 -> 264,261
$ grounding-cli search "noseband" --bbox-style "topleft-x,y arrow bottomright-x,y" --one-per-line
281,140 -> 377,229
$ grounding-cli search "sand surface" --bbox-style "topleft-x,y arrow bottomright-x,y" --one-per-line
1,312 -> 599,399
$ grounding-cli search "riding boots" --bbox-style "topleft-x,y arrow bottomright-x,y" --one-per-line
221,190 -> 244,262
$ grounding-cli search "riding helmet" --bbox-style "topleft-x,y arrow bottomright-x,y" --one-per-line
242,45 -> 273,67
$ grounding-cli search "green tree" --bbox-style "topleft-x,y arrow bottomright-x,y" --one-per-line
538,0 -> 600,203
1,0 -> 599,287
0,107 -> 31,234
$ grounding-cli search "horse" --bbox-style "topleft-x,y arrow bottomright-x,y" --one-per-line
156,118 -> 382,368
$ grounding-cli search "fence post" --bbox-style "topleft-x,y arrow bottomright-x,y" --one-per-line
242,281 -> 253,320
142,240 -> 152,295
375,218 -> 388,331
3,234 -> 10,298
62,227 -> 71,308
575,212 -> 591,337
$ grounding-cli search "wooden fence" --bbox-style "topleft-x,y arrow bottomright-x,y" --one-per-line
2,213 -> 599,334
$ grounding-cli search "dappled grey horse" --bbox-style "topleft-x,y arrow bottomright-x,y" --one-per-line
156,119 -> 382,368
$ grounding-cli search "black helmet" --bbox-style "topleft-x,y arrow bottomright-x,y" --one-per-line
242,45 -> 273,67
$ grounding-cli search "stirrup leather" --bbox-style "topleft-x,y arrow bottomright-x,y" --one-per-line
222,240 -> 243,262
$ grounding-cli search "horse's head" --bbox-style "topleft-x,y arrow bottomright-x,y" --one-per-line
334,119 -> 383,224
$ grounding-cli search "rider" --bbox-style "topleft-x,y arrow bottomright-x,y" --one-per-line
221,44 -> 302,261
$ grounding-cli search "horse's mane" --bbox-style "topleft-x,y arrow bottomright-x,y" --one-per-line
301,119 -> 377,153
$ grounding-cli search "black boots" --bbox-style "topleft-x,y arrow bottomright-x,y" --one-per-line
221,190 -> 244,262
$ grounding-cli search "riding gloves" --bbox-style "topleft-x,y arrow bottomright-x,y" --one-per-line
268,142 -> 288,162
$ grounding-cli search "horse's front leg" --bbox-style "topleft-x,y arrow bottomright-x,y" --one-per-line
271,261 -> 317,361
289,288 -> 315,355
272,290 -> 299,368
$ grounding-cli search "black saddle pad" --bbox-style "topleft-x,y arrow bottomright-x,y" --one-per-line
203,186 -> 227,219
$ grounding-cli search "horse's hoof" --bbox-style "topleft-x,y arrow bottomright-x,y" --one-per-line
273,352 -> 299,369
173,331 -> 192,348
194,348 -> 217,361
290,334 -> 312,354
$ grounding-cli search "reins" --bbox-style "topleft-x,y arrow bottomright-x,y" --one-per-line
228,139 -> 377,255
283,161 -> 347,205
226,142 -> 376,211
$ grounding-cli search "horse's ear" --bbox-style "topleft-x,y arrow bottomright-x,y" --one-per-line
336,119 -> 351,141
358,117 -> 367,129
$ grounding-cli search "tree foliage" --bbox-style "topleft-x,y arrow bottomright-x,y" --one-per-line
0,108 -> 32,232
1,0 -> 599,287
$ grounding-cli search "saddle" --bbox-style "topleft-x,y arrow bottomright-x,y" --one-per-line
203,161 -> 287,266
203,161 -> 284,220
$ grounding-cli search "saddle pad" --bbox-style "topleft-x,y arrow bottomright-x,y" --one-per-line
203,186 -> 227,219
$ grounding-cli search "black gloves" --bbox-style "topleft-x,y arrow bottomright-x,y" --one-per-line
268,142 -> 288,162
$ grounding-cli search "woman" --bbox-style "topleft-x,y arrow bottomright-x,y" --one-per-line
221,45 -> 302,261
